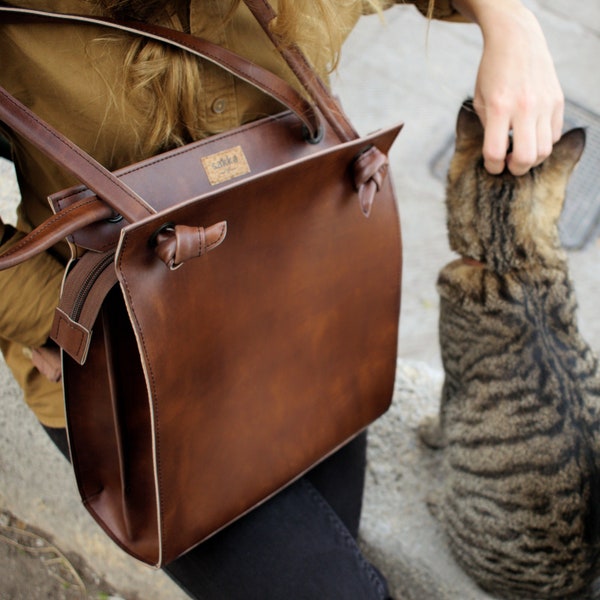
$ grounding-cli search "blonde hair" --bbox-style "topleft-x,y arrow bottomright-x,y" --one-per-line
98,0 -> 405,155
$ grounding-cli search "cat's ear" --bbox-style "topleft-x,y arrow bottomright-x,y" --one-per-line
549,128 -> 586,173
455,99 -> 484,145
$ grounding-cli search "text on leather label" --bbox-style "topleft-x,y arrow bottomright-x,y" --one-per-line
201,146 -> 250,185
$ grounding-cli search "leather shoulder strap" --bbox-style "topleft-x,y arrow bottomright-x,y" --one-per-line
0,6 -> 321,139
0,85 -> 155,223
242,0 -> 358,142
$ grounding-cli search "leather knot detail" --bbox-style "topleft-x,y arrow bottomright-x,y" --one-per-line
352,146 -> 389,218
153,221 -> 227,269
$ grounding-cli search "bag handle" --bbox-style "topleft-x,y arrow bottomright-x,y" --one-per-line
0,3 -> 348,270
0,6 -> 323,139
242,0 -> 358,142
0,85 -> 156,223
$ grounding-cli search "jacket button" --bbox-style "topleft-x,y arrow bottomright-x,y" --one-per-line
211,98 -> 227,114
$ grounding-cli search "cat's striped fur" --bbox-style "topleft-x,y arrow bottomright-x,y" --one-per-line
419,100 -> 600,599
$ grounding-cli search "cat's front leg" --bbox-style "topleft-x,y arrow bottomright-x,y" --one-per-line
419,380 -> 454,449
418,414 -> 446,449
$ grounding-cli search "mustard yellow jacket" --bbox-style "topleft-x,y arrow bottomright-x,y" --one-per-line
0,0 -> 463,427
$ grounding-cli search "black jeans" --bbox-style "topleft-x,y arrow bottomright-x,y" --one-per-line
44,426 -> 389,600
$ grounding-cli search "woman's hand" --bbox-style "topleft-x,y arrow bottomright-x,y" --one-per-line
452,0 -> 564,175
24,345 -> 62,383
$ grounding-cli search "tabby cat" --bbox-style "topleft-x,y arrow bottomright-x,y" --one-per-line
419,100 -> 600,599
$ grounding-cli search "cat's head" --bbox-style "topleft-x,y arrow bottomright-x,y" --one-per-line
445,99 -> 585,273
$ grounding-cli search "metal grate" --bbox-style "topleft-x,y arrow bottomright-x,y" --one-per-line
430,100 -> 600,249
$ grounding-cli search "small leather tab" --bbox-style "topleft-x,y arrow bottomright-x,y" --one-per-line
154,221 -> 227,269
50,307 -> 92,365
353,146 -> 389,218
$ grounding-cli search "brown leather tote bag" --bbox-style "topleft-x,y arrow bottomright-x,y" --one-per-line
0,1 -> 402,567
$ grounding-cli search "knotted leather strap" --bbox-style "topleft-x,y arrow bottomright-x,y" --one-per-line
353,146 -> 390,217
152,222 -> 228,270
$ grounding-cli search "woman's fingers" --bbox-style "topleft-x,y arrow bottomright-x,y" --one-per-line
455,0 -> 565,176
478,105 -> 510,175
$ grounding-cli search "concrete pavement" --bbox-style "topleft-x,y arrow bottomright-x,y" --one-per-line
1,1 -> 599,597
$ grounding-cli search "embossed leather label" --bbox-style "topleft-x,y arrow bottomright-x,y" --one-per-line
201,146 -> 250,185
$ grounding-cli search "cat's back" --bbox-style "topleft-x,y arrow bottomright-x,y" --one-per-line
437,260 -> 600,599
441,376 -> 600,600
